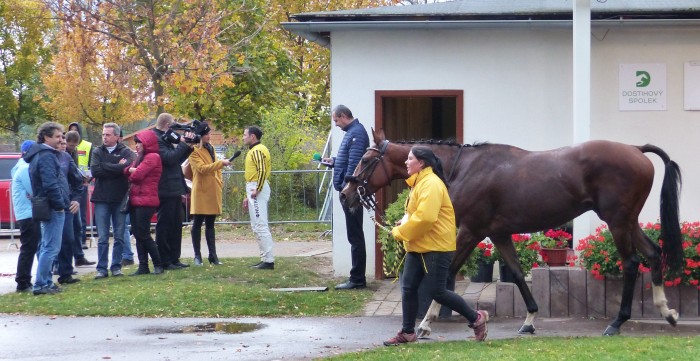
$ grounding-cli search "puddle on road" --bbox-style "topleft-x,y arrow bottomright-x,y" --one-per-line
142,322 -> 264,335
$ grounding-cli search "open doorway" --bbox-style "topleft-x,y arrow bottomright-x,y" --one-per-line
373,90 -> 463,278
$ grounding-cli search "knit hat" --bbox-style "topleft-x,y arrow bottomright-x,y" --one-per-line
20,140 -> 35,154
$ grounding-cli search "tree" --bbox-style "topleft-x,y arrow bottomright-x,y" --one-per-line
45,0 -> 240,116
41,22 -> 150,128
0,0 -> 52,139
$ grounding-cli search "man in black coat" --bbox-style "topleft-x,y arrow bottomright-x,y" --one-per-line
152,113 -> 194,269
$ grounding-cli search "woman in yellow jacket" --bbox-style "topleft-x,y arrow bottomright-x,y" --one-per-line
384,146 -> 488,346
188,122 -> 230,265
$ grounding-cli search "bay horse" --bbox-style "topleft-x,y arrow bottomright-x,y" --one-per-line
340,128 -> 683,336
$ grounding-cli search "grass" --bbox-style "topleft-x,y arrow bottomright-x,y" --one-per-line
204,223 -> 331,242
0,256 -> 370,317
328,335 -> 700,361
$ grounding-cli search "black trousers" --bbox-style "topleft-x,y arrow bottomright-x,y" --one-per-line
15,218 -> 41,289
191,214 -> 217,259
342,203 -> 366,284
130,206 -> 161,267
155,196 -> 183,266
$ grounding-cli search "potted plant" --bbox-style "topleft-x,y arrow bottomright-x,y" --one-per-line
533,229 -> 573,267
460,239 -> 498,282
577,222 -> 700,288
494,234 -> 541,282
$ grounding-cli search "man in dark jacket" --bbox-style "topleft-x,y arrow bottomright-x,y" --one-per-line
322,105 -> 370,290
90,123 -> 135,279
24,122 -> 76,295
152,113 -> 194,269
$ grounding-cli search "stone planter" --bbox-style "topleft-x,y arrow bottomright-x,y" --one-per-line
495,267 -> 700,319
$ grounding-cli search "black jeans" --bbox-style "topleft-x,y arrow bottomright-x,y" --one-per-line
155,196 -> 183,266
400,251 -> 478,333
342,203 -> 366,284
130,206 -> 161,268
15,218 -> 41,289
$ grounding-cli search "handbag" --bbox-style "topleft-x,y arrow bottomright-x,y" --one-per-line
119,186 -> 131,214
31,196 -> 51,222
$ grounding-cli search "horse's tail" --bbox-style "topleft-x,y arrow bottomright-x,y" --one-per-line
638,144 -> 683,276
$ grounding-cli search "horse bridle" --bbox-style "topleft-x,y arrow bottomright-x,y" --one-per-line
344,140 -> 391,213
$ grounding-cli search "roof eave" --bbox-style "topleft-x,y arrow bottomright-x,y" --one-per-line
281,18 -> 700,48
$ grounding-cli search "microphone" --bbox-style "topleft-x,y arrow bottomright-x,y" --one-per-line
228,150 -> 241,162
312,152 -> 333,167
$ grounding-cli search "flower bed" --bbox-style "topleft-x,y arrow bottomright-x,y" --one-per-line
577,222 -> 700,289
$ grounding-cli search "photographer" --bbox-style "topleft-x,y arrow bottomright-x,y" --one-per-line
152,113 -> 195,270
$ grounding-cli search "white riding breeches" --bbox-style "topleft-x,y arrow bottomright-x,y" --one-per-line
246,181 -> 274,263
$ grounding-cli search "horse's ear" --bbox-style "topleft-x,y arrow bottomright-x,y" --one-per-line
372,127 -> 385,144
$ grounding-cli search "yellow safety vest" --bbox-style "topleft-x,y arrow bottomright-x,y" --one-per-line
76,140 -> 92,170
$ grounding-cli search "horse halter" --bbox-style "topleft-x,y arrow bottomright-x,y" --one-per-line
346,140 -> 390,213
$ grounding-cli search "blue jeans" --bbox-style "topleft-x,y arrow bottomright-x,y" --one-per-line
400,251 -> 477,333
122,213 -> 133,260
34,210 -> 65,291
94,202 -> 126,274
57,211 -> 75,279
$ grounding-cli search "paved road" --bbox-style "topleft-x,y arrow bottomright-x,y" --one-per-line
1,238 -> 699,360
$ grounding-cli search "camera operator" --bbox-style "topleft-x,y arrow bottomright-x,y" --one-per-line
152,113 -> 195,270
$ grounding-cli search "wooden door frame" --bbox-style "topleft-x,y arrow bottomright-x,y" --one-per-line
373,90 -> 464,279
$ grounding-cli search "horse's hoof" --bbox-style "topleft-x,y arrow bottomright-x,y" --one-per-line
666,309 -> 679,327
602,325 -> 620,336
518,324 -> 535,334
417,326 -> 431,339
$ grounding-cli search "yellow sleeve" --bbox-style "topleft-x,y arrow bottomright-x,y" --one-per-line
392,179 -> 441,242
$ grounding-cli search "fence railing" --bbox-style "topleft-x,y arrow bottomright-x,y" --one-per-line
2,169 -> 333,241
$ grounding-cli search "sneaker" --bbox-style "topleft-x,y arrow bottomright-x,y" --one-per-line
383,330 -> 417,346
33,287 -> 60,296
469,310 -> 489,341
94,272 -> 108,280
75,257 -> 96,267
112,269 -> 124,277
121,259 -> 135,266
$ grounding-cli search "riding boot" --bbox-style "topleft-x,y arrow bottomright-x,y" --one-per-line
205,227 -> 222,265
131,241 -> 151,276
191,225 -> 202,260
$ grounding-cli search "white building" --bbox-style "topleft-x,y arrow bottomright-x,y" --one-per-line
283,0 -> 700,279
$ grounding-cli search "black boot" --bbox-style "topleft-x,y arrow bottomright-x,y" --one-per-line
153,266 -> 164,275
205,227 -> 222,265
130,266 -> 150,276
194,256 -> 203,266
191,225 -> 202,264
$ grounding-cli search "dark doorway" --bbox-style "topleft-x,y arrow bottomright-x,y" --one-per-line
373,90 -> 463,278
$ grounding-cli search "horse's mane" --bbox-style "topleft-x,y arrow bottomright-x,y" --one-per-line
394,139 -> 490,148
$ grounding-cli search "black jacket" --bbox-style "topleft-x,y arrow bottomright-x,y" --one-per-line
152,128 -> 193,198
90,142 -> 135,203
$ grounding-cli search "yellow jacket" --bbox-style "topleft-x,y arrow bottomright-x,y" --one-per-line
189,144 -> 224,215
391,167 -> 456,253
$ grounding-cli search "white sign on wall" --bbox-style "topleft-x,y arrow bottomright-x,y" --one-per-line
619,63 -> 667,111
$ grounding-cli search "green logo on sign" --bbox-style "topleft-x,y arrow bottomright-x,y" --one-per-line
636,71 -> 650,87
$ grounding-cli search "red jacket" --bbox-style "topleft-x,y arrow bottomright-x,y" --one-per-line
125,130 -> 162,208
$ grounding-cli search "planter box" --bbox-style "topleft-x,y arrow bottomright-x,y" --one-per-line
494,267 -> 700,319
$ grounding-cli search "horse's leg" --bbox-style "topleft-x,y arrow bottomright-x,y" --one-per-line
602,224 -> 641,335
630,225 -> 679,327
416,228 -> 479,338
491,236 -> 538,334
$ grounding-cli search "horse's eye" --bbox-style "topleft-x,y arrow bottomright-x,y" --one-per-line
361,158 -> 368,164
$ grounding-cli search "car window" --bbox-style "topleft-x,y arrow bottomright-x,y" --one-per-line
0,158 -> 17,180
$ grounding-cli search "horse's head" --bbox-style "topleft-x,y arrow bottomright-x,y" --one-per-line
340,128 -> 400,212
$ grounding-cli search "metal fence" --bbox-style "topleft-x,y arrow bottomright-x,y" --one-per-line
2,169 -> 333,247
218,169 -> 333,224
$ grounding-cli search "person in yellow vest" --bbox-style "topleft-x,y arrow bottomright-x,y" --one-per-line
188,121 -> 230,266
68,123 -> 92,250
242,126 -> 274,270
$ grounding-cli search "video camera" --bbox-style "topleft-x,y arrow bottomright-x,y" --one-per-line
162,119 -> 210,144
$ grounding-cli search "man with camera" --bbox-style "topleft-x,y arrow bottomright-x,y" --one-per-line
152,113 -> 195,270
